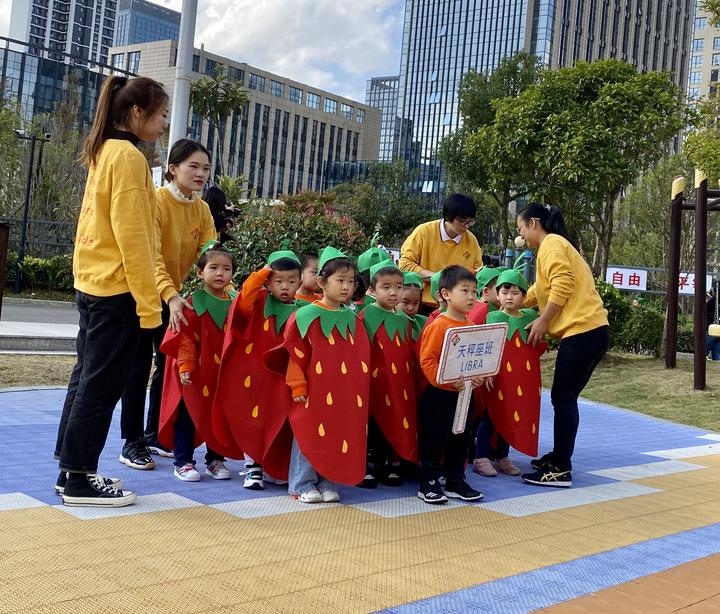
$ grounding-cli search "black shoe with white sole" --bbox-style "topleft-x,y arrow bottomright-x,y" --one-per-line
444,479 -> 484,502
522,465 -> 572,487
62,473 -> 137,507
55,471 -> 123,495
144,435 -> 174,458
119,440 -> 155,470
417,479 -> 448,504
530,452 -> 554,470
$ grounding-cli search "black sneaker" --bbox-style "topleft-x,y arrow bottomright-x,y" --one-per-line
144,435 -> 174,458
119,440 -> 156,470
55,471 -> 123,495
378,470 -> 403,487
444,479 -> 484,502
357,473 -> 377,489
530,452 -> 554,470
522,465 -> 572,487
62,473 -> 137,507
417,479 -> 448,504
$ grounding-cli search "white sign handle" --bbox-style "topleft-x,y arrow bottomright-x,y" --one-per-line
452,384 -> 473,434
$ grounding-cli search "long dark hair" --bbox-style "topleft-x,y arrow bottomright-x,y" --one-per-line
83,75 -> 168,166
165,139 -> 211,181
518,203 -> 576,249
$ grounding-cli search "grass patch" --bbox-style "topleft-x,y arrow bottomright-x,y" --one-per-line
541,351 -> 720,431
0,354 -> 75,388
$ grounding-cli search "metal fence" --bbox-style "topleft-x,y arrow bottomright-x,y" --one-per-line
0,217 -> 74,258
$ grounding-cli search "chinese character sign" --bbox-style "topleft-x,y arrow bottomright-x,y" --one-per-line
605,267 -> 648,291
678,273 -> 714,296
436,324 -> 507,385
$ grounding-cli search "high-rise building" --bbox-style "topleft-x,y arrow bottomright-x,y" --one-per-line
687,7 -> 720,100
398,0 -> 695,201
9,0 -> 117,65
113,0 -> 180,47
365,76 -> 399,161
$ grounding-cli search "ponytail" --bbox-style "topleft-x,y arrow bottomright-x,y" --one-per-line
518,203 -> 577,249
83,75 -> 168,167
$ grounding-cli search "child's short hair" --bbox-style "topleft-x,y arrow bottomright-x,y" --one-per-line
369,265 -> 403,288
497,282 -> 527,295
352,272 -> 368,302
197,243 -> 235,272
300,252 -> 318,271
319,257 -> 357,279
270,257 -> 302,274
439,265 -> 476,294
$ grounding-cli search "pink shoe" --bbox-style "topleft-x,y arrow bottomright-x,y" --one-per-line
472,457 -> 497,477
495,457 -> 521,476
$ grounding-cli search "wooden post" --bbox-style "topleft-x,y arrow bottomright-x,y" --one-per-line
0,222 -> 8,321
666,176 -> 685,369
694,170 -> 708,391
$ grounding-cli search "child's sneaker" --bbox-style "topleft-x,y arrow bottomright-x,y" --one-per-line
62,473 -> 136,508
321,489 -> 340,503
243,466 -> 264,490
444,479 -> 484,501
417,479 -> 448,504
495,457 -> 521,476
174,463 -> 202,481
357,473 -> 377,489
522,465 -> 572,488
55,471 -> 123,496
293,489 -> 322,503
472,457 -> 497,477
205,460 -> 231,480
144,436 -> 174,458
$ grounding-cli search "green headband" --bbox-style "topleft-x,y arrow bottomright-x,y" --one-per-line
496,268 -> 528,292
318,246 -> 348,271
369,259 -> 400,280
403,271 -> 423,288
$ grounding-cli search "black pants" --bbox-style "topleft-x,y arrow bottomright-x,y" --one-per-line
418,385 -> 474,483
120,303 -> 169,442
54,292 -> 141,474
173,400 -> 224,468
550,325 -> 610,470
475,413 -> 509,460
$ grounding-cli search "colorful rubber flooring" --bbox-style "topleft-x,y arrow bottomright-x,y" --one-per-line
2,387 -> 720,613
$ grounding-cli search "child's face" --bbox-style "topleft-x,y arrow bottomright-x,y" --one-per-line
198,254 -> 233,296
169,150 -> 211,194
441,280 -> 477,315
498,285 -> 525,312
318,267 -> 355,305
481,283 -> 500,308
399,286 -> 422,318
371,273 -> 404,310
269,269 -> 301,303
300,258 -> 320,293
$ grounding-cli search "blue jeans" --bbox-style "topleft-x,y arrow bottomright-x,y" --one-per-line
173,400 -> 224,468
475,413 -> 510,460
707,334 -> 720,361
288,438 -> 335,495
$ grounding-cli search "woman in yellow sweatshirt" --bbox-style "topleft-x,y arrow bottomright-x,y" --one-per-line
118,139 -> 217,470
53,75 -> 168,508
516,203 -> 609,488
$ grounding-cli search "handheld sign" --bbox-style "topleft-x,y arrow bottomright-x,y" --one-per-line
436,323 -> 508,434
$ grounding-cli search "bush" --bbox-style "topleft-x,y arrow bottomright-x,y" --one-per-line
614,304 -> 665,356
595,278 -> 631,345
677,319 -> 695,353
3,253 -> 74,292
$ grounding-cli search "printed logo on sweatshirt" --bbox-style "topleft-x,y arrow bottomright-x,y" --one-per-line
191,227 -> 200,240
463,251 -> 471,259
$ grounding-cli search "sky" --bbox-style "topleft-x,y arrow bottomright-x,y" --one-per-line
0,0 -> 406,103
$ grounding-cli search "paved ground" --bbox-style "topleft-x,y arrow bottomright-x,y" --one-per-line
1,387 -> 720,613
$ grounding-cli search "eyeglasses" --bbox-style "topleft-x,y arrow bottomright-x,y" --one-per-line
456,217 -> 474,227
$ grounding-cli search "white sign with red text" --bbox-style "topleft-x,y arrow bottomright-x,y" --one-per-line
606,266 -> 713,295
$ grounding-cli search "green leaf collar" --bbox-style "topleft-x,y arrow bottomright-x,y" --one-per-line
295,302 -> 357,340
264,293 -> 298,334
486,308 -> 538,343
362,303 -> 411,344
191,288 -> 237,330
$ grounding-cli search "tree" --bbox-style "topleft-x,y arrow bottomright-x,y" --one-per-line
468,60 -> 685,275
190,65 -> 249,179
702,0 -> 720,25
0,101 -> 25,218
684,96 -> 720,183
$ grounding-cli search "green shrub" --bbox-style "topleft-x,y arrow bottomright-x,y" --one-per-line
614,304 -> 665,356
595,278 -> 631,346
677,318 -> 694,353
3,253 -> 73,292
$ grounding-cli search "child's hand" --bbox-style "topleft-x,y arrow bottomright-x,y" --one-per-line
469,375 -> 486,389
263,264 -> 273,271
180,371 -> 192,386
293,395 -> 307,403
452,378 -> 465,391
484,376 -> 495,390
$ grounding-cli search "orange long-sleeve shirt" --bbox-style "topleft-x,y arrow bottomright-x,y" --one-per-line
419,313 -> 472,392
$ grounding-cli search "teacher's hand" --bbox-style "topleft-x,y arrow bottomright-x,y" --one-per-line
526,317 -> 549,347
168,294 -> 192,332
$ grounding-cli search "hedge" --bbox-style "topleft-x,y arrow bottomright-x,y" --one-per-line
3,253 -> 74,293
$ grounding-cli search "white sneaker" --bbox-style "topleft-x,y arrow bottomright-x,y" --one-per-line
205,460 -> 231,480
174,463 -> 202,482
243,467 -> 264,490
321,490 -> 340,503
263,472 -> 288,485
295,489 -> 322,503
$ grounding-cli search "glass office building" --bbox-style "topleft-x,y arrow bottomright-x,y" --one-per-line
114,0 -> 180,46
365,76 -> 400,161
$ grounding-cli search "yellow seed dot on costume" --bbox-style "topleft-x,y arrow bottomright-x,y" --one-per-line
244,375 -> 251,388
406,361 -> 411,373
315,361 -> 323,375
515,337 -> 521,348
378,341 -> 384,350
361,361 -> 368,373
498,390 -> 504,401
263,319 -> 270,332
214,353 -> 221,364
341,361 -> 348,374
202,385 -> 209,397
251,405 -> 259,418
532,423 -> 537,434
391,362 -> 398,374
194,333 -> 200,342
403,417 -> 410,429
245,343 -> 253,355
305,399 -> 309,408
517,385 -> 523,397
328,333 -> 335,345
403,389 -> 408,401
356,395 -> 363,408
294,347 -> 305,359
506,361 -> 513,373
372,368 -> 379,379
318,423 -> 326,437
385,395 -> 391,407
224,323 -> 227,332
514,411 -> 520,422
326,392 -> 334,406
349,333 -> 355,345
341,440 -> 349,454
395,336 -> 401,347
526,360 -> 531,371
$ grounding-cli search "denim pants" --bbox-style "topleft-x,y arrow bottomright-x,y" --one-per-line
173,400 -> 224,468
707,334 -> 720,361
550,325 -> 610,470
120,303 -> 170,442
54,292 -> 141,474
475,413 -> 510,460
288,438 -> 335,495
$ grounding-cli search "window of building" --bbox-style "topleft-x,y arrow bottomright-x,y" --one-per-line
289,86 -> 302,104
127,50 -> 140,74
427,92 -> 441,104
355,109 -> 365,123
205,58 -> 217,76
693,38 -> 705,52
228,66 -> 244,82
249,73 -> 265,92
307,92 -> 320,109
691,55 -> 704,68
324,98 -> 337,114
714,53 -> 720,66
111,52 -> 124,72
689,70 -> 702,84
715,37 -> 720,50
192,54 -> 200,72
688,87 -> 701,99
438,24 -> 447,36
269,79 -> 284,98
695,17 -> 708,30
340,103 -> 352,119
713,70 -> 719,82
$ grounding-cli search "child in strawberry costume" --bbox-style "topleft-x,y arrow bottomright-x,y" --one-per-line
354,236 -> 392,313
214,246 -> 302,490
399,272 -> 427,343
358,261 -> 418,488
295,253 -> 322,306
486,269 -> 547,460
158,242 -> 242,482
264,247 -> 371,503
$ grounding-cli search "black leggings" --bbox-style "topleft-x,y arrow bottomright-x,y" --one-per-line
550,325 -> 610,470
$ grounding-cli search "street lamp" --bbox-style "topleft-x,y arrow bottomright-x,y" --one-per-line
13,130 -> 51,294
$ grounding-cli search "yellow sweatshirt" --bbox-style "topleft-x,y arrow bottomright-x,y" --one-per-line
525,234 -> 608,339
399,220 -> 483,305
73,138 -> 161,329
154,186 -> 217,303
